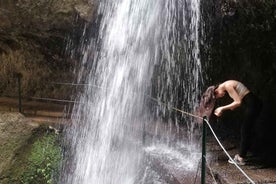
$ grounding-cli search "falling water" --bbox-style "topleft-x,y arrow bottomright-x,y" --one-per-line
61,0 -> 203,183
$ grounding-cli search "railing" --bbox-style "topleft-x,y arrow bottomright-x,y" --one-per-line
1,75 -> 77,118
148,97 -> 256,183
12,74 -> 256,183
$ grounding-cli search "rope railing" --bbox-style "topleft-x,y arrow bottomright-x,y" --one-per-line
140,100 -> 255,184
51,82 -> 204,120
31,97 -> 78,103
165,107 -> 255,183
203,118 -> 255,184
51,82 -> 254,182
146,95 -> 204,120
15,81 -> 255,183
146,90 -> 255,183
50,82 -> 109,90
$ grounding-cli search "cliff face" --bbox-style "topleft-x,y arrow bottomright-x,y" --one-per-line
202,0 -> 276,112
0,0 -> 97,99
203,0 -> 276,161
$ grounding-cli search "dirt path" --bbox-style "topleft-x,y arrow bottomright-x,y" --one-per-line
0,97 -> 71,123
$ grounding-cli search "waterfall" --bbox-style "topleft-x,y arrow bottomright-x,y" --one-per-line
60,0 -> 203,183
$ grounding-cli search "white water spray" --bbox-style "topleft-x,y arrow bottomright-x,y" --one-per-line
61,0 -> 203,183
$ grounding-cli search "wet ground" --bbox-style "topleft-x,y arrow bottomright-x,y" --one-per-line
206,137 -> 276,184
1,97 -> 276,183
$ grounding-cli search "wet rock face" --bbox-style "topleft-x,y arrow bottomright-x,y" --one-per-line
201,0 -> 276,163
0,0 -> 97,98
208,0 -> 276,96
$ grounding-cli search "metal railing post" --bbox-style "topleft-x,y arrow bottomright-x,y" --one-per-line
201,116 -> 207,184
16,73 -> 22,113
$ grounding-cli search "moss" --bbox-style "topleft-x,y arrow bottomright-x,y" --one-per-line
0,127 -> 62,184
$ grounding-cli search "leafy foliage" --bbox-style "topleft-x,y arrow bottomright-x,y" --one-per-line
20,131 -> 62,184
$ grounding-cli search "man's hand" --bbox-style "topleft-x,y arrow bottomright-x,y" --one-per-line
214,107 -> 223,117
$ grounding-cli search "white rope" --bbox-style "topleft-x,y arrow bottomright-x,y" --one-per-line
49,81 -> 254,183
142,93 -> 255,183
146,95 -> 204,120
204,118 -> 255,184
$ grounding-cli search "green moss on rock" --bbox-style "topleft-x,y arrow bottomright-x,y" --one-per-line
0,126 -> 62,184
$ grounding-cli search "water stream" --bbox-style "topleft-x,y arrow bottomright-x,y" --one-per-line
60,0 -> 203,183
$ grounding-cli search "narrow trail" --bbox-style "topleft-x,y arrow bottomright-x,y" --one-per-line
0,97 -> 69,125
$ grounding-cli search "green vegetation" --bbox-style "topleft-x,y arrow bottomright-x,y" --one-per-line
20,131 -> 62,184
0,127 -> 62,184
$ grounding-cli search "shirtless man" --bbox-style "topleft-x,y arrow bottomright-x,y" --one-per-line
214,80 -> 262,165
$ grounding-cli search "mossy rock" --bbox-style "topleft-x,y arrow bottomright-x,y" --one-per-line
0,113 -> 62,184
